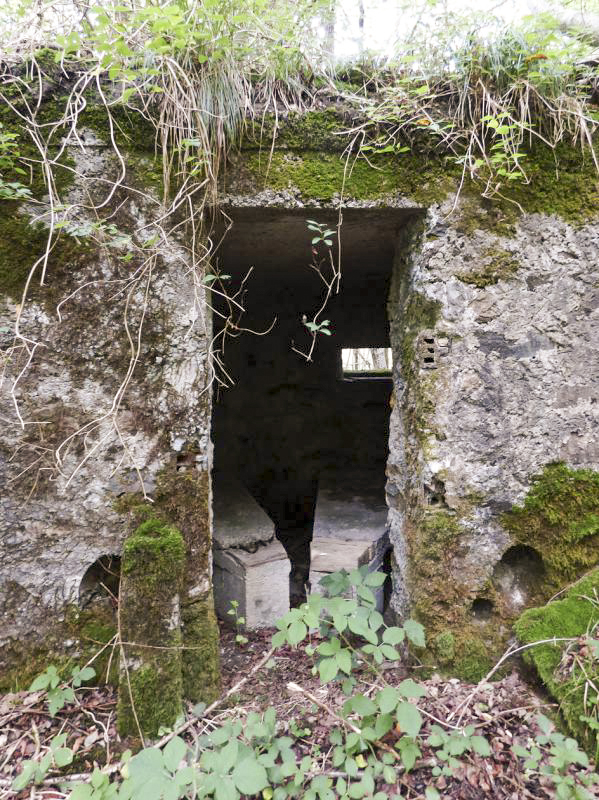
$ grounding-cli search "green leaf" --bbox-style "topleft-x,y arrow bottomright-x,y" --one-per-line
397,679 -> 427,699
374,713 -> 393,738
12,762 -> 36,791
425,789 -> 441,800
209,726 -> 231,746
350,694 -> 377,716
318,657 -> 339,683
163,736 -> 187,772
382,627 -> 405,645
470,735 -> 491,757
214,776 -> 238,800
377,686 -> 400,714
364,572 -> 386,587
336,648 -> 352,675
396,703 -> 423,738
317,638 -> 341,656
403,620 -> 426,648
54,747 -> 74,767
348,615 -> 378,644
287,620 -> 307,646
383,765 -> 396,785
29,671 -> 51,691
398,737 -> 421,771
232,758 -> 269,794
379,644 -> 400,660
69,784 -> 94,800
357,585 -> 376,606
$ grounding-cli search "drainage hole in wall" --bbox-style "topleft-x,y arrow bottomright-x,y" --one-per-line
79,555 -> 121,610
471,597 -> 494,621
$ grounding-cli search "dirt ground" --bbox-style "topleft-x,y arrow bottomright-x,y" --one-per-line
0,622 -> 597,799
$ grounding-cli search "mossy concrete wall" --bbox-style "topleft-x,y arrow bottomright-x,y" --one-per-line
0,102 -> 218,693
2,97 -> 598,686
222,108 -> 599,677
118,518 -> 186,738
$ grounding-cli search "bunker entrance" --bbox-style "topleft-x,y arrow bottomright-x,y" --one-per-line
210,208 -> 412,626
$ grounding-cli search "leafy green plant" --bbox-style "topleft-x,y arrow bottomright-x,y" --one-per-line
29,664 -> 96,716
307,220 -> 335,247
12,733 -> 74,791
10,570 -> 598,800
512,714 -> 598,799
0,122 -> 32,200
227,599 -> 249,645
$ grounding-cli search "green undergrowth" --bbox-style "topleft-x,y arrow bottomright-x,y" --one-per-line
514,569 -> 599,760
503,463 -> 599,590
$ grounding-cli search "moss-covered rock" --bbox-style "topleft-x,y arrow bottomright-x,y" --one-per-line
502,463 -> 599,590
514,569 -> 599,759
117,517 -> 185,739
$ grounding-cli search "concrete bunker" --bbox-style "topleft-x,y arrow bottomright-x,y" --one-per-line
210,208 -> 417,625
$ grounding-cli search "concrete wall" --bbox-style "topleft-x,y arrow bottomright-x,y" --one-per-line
2,101 -> 598,682
0,126 -> 217,685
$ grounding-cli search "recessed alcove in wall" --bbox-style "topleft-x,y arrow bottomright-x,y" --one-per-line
209,207 -> 420,621
79,555 -> 121,609
471,597 -> 494,621
492,544 -> 546,613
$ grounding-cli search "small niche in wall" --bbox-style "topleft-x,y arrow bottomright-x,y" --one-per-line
341,347 -> 392,378
492,544 -> 545,612
79,555 -> 121,610
471,597 -> 494,621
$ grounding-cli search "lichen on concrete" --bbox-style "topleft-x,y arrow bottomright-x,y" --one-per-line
454,245 -> 520,288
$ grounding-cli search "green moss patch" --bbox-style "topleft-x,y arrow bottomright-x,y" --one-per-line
457,143 -> 599,235
243,109 -> 347,152
117,469 -> 222,705
0,209 -> 93,302
514,569 -> 599,759
455,245 -> 520,288
118,517 -> 185,738
502,463 -> 599,590
155,469 -> 221,703
243,149 -> 455,204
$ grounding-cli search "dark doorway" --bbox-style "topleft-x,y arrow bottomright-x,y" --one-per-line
210,208 -> 413,608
